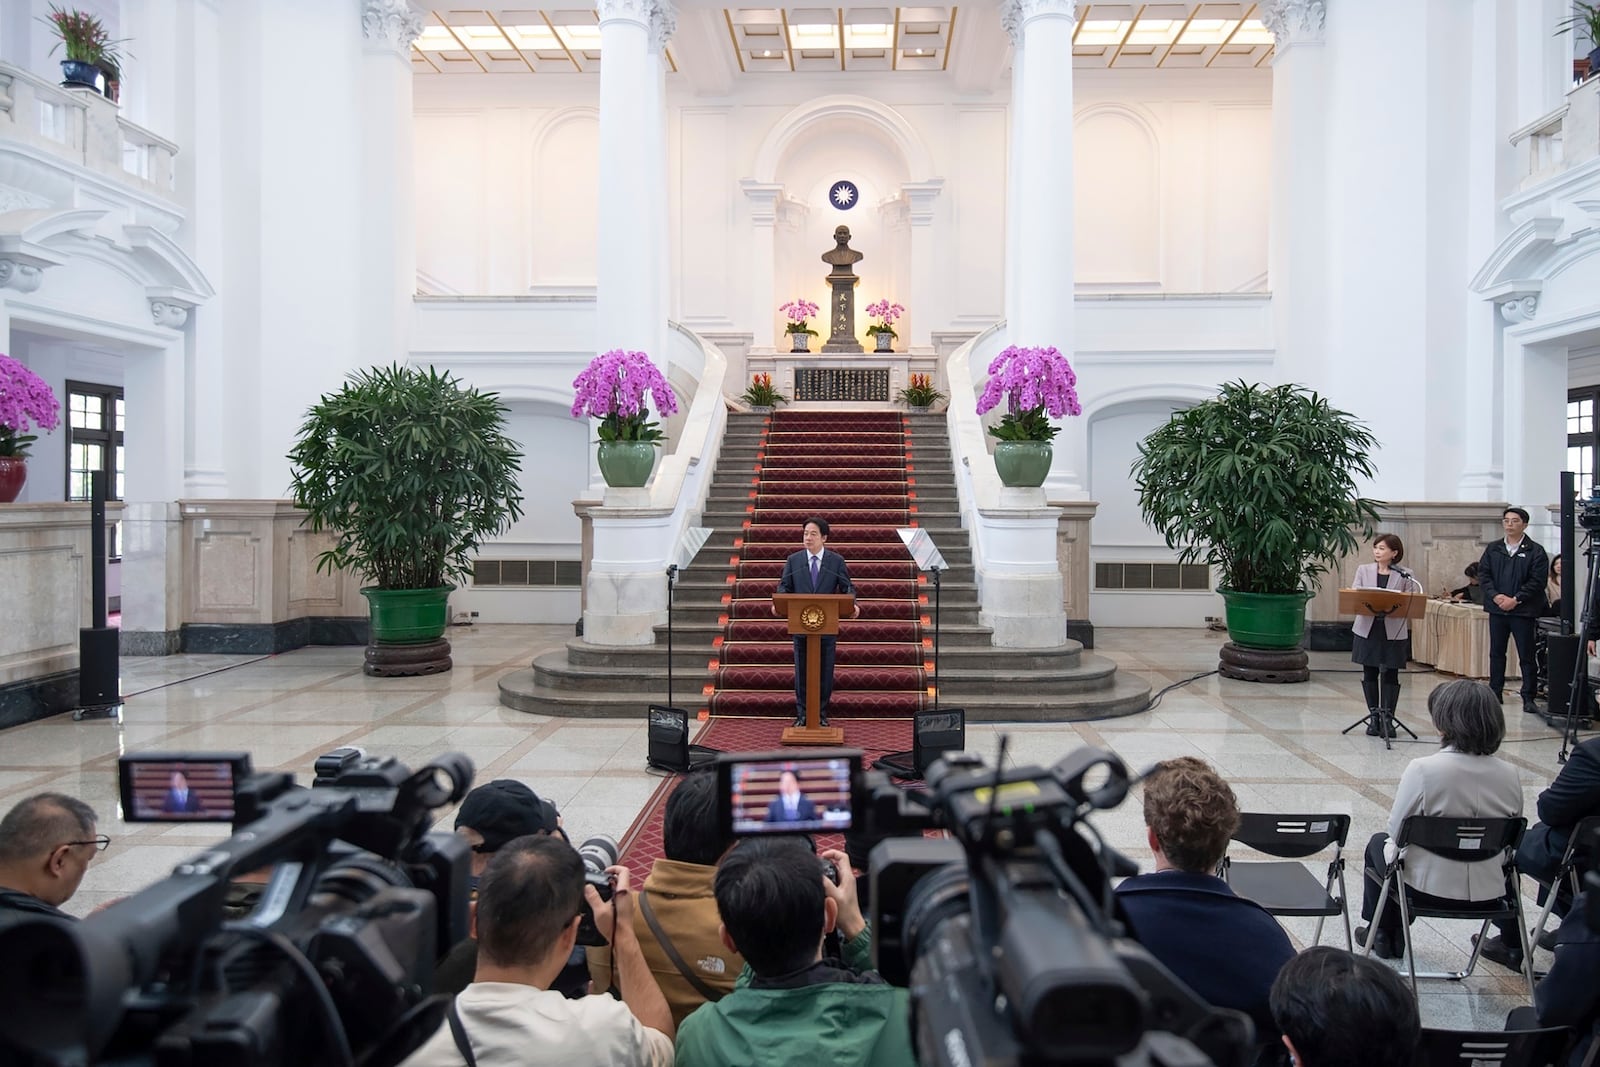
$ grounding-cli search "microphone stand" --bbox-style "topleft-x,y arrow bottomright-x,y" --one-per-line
665,563 -> 678,712
1558,535 -> 1600,764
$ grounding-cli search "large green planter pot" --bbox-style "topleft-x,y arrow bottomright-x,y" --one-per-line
993,441 -> 1052,488
597,440 -> 658,488
1219,588 -> 1314,650
362,585 -> 453,644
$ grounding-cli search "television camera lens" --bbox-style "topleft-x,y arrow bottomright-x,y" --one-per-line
576,834 -> 619,877
407,752 -> 474,809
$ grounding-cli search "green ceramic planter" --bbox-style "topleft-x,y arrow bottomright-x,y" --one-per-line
362,585 -> 453,644
1218,588 -> 1313,650
597,440 -> 658,488
993,440 -> 1052,488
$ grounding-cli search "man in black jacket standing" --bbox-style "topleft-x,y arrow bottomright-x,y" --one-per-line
1479,507 -> 1549,713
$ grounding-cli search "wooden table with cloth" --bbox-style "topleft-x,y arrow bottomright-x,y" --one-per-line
1409,598 -> 1521,680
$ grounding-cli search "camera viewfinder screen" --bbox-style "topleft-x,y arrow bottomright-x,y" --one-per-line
730,756 -> 853,834
122,758 -> 241,822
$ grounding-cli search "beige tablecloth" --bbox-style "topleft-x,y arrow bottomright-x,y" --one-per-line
1408,599 -> 1521,680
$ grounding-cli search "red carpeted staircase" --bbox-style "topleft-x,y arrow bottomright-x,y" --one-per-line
707,411 -> 929,718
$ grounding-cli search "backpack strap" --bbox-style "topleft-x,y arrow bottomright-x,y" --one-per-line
637,889 -> 722,1001
446,998 -> 478,1067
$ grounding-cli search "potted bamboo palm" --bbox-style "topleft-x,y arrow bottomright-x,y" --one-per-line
288,364 -> 524,667
1131,380 -> 1382,651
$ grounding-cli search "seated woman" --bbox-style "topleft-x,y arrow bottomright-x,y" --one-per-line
1354,679 -> 1523,960
1451,562 -> 1484,605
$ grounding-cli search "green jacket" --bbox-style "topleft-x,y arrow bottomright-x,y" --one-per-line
674,927 -> 916,1067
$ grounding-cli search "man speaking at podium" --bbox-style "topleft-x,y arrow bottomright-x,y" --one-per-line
774,518 -> 858,727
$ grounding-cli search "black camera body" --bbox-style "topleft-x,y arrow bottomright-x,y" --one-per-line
721,746 -> 1255,1067
0,751 -> 476,1067
1580,493 -> 1600,533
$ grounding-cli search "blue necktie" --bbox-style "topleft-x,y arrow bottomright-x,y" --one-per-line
810,555 -> 819,588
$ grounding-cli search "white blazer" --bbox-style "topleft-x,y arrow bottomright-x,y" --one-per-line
1350,562 -> 1421,641
1383,748 -> 1523,900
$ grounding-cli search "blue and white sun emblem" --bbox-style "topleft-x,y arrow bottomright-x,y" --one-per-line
829,179 -> 859,210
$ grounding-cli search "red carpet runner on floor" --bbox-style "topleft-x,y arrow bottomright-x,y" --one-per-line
705,410 -> 931,719
616,717 -> 914,883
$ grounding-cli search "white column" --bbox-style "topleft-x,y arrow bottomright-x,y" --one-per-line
740,181 -> 783,348
904,180 -> 944,350
1002,0 -> 1081,495
1459,0 -> 1516,499
1261,0 -> 1329,392
360,0 -> 425,366
646,2 -> 675,362
596,0 -> 663,355
1001,4 -> 1024,332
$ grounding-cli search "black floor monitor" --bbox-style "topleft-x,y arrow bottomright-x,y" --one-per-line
914,707 -> 966,776
647,705 -> 718,773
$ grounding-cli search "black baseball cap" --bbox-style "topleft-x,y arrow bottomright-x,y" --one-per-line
454,779 -> 561,852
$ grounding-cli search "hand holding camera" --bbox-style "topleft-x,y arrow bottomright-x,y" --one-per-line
585,864 -> 630,946
819,848 -> 865,941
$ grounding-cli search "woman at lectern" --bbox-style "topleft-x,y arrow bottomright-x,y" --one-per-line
1351,534 -> 1419,738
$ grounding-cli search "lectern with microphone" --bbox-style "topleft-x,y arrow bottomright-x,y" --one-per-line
773,591 -> 852,745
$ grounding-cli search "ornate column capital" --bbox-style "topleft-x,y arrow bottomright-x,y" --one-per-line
597,0 -> 653,29
1259,0 -> 1327,48
361,0 -> 426,55
649,0 -> 677,55
1500,295 -> 1539,324
150,298 -> 193,328
0,258 -> 45,293
1000,0 -> 1077,43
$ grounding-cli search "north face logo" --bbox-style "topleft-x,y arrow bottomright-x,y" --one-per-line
697,956 -> 727,975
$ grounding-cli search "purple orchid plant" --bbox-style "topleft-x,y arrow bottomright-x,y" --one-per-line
0,353 -> 61,458
571,348 -> 680,445
975,345 -> 1082,441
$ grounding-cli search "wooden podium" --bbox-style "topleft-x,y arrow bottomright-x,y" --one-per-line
1338,587 -> 1429,623
773,592 -> 853,745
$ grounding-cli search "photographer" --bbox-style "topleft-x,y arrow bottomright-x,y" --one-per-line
589,770 -> 743,1025
674,837 -> 914,1067
402,834 -> 674,1067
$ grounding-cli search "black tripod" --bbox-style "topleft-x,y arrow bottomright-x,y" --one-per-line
1555,532 -> 1600,763
1341,599 -> 1419,751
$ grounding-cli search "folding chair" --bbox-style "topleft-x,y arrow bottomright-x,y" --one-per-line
1220,812 -> 1352,949
1362,815 -> 1534,999
1529,814 -> 1600,947
1413,1026 -> 1573,1067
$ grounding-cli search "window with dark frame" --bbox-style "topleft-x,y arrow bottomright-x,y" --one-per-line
65,380 -> 124,559
1569,387 -> 1599,500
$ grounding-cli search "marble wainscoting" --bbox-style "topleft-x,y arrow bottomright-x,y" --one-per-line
172,500 -> 369,655
0,503 -> 121,727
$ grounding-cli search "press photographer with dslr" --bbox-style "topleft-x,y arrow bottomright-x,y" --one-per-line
674,836 -> 914,1067
403,834 -> 674,1067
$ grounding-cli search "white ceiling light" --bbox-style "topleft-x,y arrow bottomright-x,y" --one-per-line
1177,18 -> 1240,45
507,24 -> 562,49
843,23 -> 893,49
416,26 -> 464,51
1229,18 -> 1275,45
1076,19 -> 1131,46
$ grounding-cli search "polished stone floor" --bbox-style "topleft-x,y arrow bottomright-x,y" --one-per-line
1,623 -> 1581,1031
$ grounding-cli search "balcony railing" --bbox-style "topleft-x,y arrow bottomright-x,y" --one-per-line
1511,75 -> 1600,192
0,61 -> 178,199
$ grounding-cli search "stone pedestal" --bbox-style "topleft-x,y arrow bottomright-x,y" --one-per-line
365,637 -> 452,677
1218,643 -> 1310,683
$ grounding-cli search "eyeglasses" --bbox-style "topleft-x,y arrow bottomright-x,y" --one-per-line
64,835 -> 111,852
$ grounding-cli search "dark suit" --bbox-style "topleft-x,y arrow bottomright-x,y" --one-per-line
766,794 -> 819,824
776,547 -> 854,718
1532,891 -> 1600,1066
1498,737 -> 1600,939
1115,871 -> 1296,1042
162,789 -> 202,814
1480,536 -> 1549,702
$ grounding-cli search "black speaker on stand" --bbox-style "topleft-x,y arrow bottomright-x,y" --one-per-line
74,471 -> 121,721
647,532 -> 719,773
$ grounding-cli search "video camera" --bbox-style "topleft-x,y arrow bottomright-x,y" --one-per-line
0,749 -> 476,1067
718,747 -> 1256,1067
1580,492 -> 1600,533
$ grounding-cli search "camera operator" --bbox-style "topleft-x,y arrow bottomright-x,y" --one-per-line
674,836 -> 914,1067
0,792 -> 104,922
402,834 -> 674,1067
1115,757 -> 1294,1047
1269,947 -> 1420,1067
589,770 -> 743,1025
